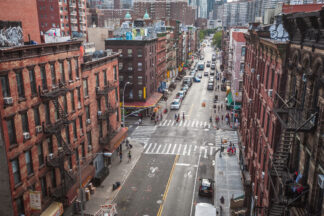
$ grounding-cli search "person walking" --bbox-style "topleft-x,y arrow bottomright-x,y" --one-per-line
128,150 -> 132,162
183,112 -> 185,121
175,113 -> 177,120
119,151 -> 123,162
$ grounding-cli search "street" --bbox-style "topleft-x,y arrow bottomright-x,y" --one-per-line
115,45 -> 239,216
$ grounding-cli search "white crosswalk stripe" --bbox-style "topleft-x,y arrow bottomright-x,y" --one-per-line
129,125 -> 157,144
156,119 -> 211,129
143,143 -> 216,157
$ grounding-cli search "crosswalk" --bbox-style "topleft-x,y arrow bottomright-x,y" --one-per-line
157,119 -> 211,129
129,126 -> 157,144
143,143 -> 216,158
215,130 -> 239,146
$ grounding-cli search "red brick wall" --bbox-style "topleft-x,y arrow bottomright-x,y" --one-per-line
157,36 -> 166,86
36,0 -> 60,34
0,0 -> 41,43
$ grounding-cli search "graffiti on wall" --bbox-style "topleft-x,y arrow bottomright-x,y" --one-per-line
0,26 -> 23,47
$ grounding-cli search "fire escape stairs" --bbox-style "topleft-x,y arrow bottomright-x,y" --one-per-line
268,203 -> 286,216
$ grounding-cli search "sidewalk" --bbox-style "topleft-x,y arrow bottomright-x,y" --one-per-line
214,134 -> 244,215
63,140 -> 144,216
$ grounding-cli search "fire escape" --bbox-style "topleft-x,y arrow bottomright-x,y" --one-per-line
97,81 -> 118,151
268,92 -> 318,216
39,81 -> 75,204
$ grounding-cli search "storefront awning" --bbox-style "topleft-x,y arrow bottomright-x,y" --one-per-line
40,202 -> 63,216
66,165 -> 95,205
124,92 -> 163,108
106,127 -> 128,152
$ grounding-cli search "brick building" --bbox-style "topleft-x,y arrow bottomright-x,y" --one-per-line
156,35 -> 167,91
0,0 -> 41,43
36,0 -> 87,37
105,38 -> 163,113
0,41 -> 124,216
86,8 -> 131,28
239,25 -> 289,215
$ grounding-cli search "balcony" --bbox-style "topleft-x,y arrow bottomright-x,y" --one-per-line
97,106 -> 117,121
71,18 -> 77,24
99,129 -> 117,146
39,82 -> 68,100
69,3 -> 76,7
70,11 -> 77,16
96,81 -> 116,96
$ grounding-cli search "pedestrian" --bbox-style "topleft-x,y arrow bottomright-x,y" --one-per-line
183,112 -> 185,120
126,139 -> 130,149
128,150 -> 132,162
160,113 -> 163,121
175,113 -> 177,120
220,196 -> 225,204
119,151 -> 122,162
221,115 -> 224,122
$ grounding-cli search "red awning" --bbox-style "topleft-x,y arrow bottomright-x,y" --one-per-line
66,165 -> 95,205
103,127 -> 128,152
124,92 -> 163,108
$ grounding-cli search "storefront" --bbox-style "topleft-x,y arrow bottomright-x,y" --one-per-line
40,202 -> 63,216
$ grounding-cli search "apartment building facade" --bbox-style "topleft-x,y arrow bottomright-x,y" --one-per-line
36,0 -> 87,37
156,35 -> 167,91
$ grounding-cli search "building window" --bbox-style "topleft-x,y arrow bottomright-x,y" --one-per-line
79,116 -> 83,136
239,81 -> 243,92
129,89 -> 133,99
265,65 -> 270,89
77,88 -> 81,108
262,106 -> 266,128
82,79 -> 88,97
29,67 -> 37,95
137,49 -> 143,57
21,112 -> 29,133
95,73 -> 99,87
11,158 -> 21,185
33,107 -> 41,126
40,176 -> 47,197
50,169 -> 56,187
99,122 -> 103,138
59,61 -> 65,83
115,88 -> 118,104
16,196 -> 25,215
47,137 -> 53,154
266,113 -> 270,137
44,102 -> 50,125
63,94 -> 68,113
127,49 -> 133,57
138,90 -> 143,99
50,63 -> 56,87
40,65 -> 48,90
113,66 -> 117,81
241,47 -> 246,56
71,90 -> 75,111
138,76 -> 143,85
81,142 -> 85,157
25,150 -> 33,175
97,99 -> 101,111
116,109 -> 119,122
75,58 -> 79,79
270,69 -> 275,89
37,143 -> 44,166
119,62 -> 123,70
75,148 -> 79,162
65,126 -> 70,144
128,75 -> 133,81
68,60 -> 72,81
16,72 -> 25,98
138,62 -> 143,71
127,63 -> 133,71
0,75 -> 10,97
7,117 -> 16,145
118,48 -> 123,57
87,131 -> 92,149
72,120 -> 77,140
103,70 -> 107,86
240,63 -> 245,73
119,75 -> 124,82
85,105 -> 90,120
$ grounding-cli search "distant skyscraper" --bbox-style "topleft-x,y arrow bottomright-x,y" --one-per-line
121,0 -> 132,8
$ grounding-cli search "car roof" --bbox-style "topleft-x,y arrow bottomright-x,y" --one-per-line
202,179 -> 211,187
173,98 -> 180,102
178,90 -> 184,94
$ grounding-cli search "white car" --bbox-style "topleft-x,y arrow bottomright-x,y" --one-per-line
171,99 -> 181,110
181,87 -> 187,95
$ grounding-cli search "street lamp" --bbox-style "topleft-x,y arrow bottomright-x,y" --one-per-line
78,152 -> 112,216
122,82 -> 131,127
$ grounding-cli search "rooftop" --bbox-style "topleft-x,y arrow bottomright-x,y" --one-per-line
282,3 -> 324,14
232,32 -> 245,43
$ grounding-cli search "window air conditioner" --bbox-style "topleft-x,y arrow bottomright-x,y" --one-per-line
86,119 -> 91,124
268,89 -> 273,97
3,97 -> 13,105
23,132 -> 30,141
98,111 -> 102,116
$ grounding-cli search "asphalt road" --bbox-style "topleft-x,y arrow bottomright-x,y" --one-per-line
115,45 -> 219,216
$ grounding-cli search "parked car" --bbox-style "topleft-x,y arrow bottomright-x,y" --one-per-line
206,63 -> 210,67
210,70 -> 215,76
211,64 -> 216,70
199,178 -> 214,197
180,87 -> 187,95
176,91 -> 185,100
204,71 -> 209,76
170,99 -> 181,110
197,73 -> 202,78
207,83 -> 214,90
194,77 -> 201,82
190,71 -> 195,76
183,85 -> 189,92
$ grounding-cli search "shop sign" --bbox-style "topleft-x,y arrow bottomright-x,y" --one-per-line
29,190 -> 42,210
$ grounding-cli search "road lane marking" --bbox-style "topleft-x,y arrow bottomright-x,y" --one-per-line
196,121 -> 199,128
183,144 -> 187,155
145,143 -> 152,153
188,145 -> 192,156
172,144 -> 177,154
189,144 -> 202,216
176,163 -> 198,167
179,121 -> 183,127
158,121 -> 162,126
194,145 -> 197,152
200,121 -> 203,127
191,121 -> 195,127
166,144 -> 172,154
161,144 -> 167,154
144,143 -> 148,149
157,155 -> 179,216
210,147 -> 214,155
177,144 -> 182,154
162,120 -> 168,126
167,120 -> 172,126
204,122 -> 207,127
150,143 -> 157,153
204,148 -> 207,158
156,144 -> 162,154
171,120 -> 175,126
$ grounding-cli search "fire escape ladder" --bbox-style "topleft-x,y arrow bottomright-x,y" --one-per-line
52,98 -> 68,120
55,132 -> 73,156
268,203 -> 287,216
